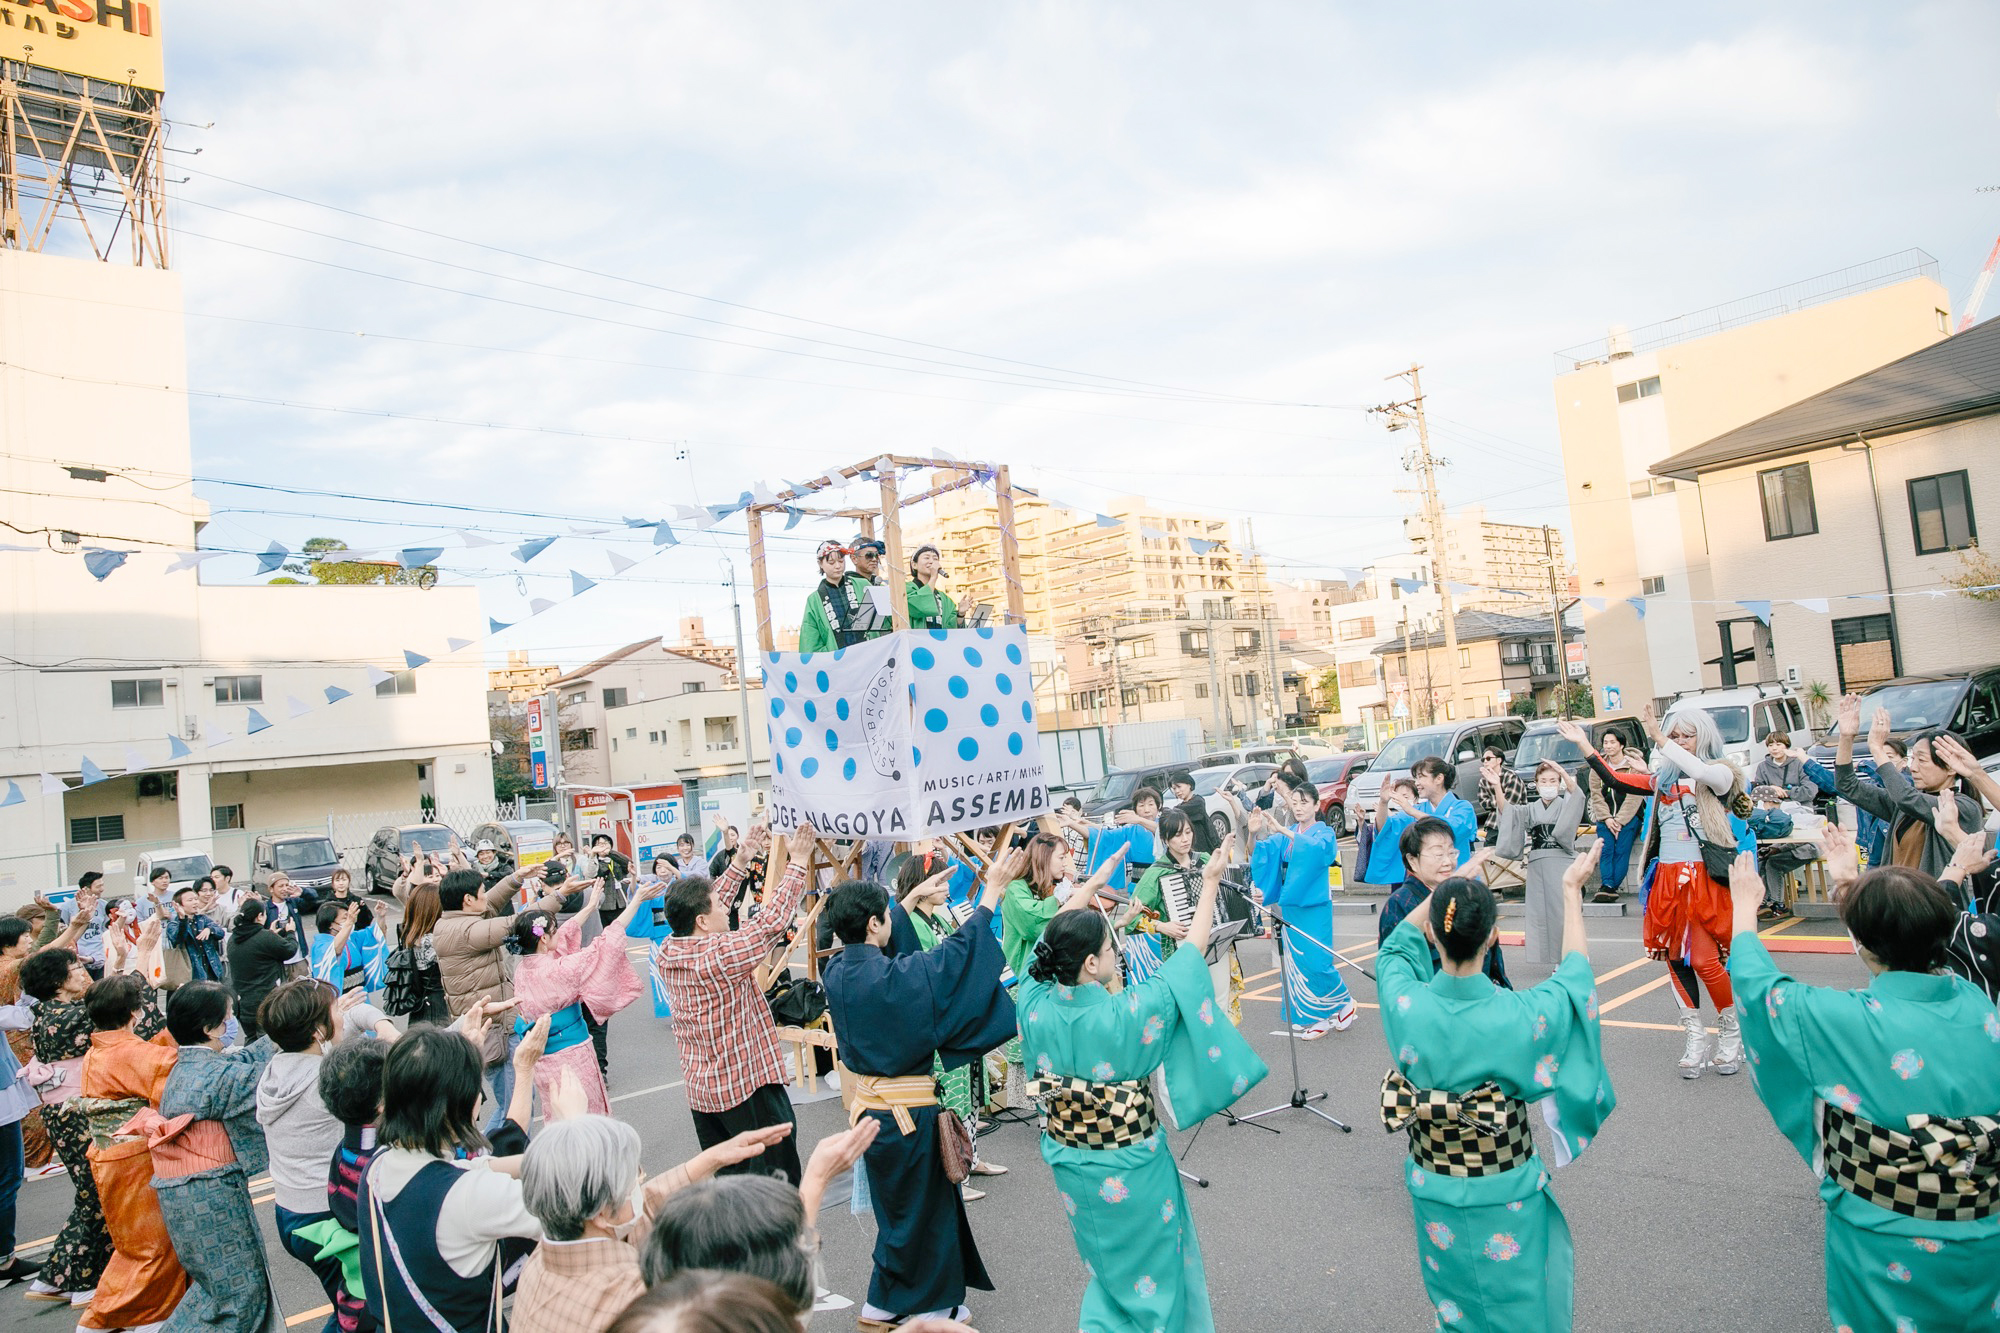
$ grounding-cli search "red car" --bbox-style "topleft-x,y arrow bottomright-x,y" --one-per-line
1308,753 -> 1376,836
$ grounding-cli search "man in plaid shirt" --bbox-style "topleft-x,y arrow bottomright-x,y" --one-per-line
657,819 -> 817,1185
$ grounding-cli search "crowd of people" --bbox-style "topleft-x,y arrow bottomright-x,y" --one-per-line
0,680 -> 1993,1331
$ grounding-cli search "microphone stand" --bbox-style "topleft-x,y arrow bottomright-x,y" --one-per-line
1233,903 -> 1351,1134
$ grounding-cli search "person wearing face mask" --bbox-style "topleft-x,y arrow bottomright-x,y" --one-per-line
904,544 -> 958,630
1017,849 -> 1265,1333
511,1115 -> 795,1333
1496,761 -> 1589,966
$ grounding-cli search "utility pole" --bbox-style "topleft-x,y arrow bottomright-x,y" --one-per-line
1204,608 -> 1226,744
723,558 -> 757,785
1246,517 -> 1283,740
1543,526 -> 1568,719
1107,621 -> 1128,723
1375,366 -> 1464,721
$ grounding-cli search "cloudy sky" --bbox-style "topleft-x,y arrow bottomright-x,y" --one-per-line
159,2 -> 1999,667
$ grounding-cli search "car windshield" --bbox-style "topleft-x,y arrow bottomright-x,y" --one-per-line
156,855 -> 212,882
1190,769 -> 1232,795
1514,730 -> 1585,767
273,838 -> 338,871
1695,706 -> 1751,745
1089,772 -> 1139,804
1863,680 -> 1971,732
1372,731 -> 1451,771
401,827 -> 457,853
1305,758 -> 1346,782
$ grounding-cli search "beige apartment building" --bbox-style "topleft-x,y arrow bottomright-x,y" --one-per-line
542,638 -> 735,784
1652,314 -> 2000,698
1554,252 -> 1953,712
1375,612 -> 1570,724
1402,505 -> 1567,613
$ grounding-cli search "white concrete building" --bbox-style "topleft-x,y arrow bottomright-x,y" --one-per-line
546,638 -> 736,785
0,250 -> 495,895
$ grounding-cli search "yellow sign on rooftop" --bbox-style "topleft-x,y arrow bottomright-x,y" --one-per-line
3,0 -> 165,92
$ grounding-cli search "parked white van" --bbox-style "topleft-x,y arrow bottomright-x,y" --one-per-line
1665,684 -> 1813,773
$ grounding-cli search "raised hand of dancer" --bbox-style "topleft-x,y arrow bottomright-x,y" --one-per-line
1559,842 -> 1598,960
1817,823 -> 1861,899
546,1067 -> 588,1122
1065,847 -> 1126,913
979,845 -> 1028,911
800,1118 -> 880,1223
733,819 -> 771,872
1727,851 -> 1763,939
1940,820 -> 1997,888
1554,718 -> 1590,750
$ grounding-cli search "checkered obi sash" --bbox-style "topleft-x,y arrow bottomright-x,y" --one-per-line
1379,1068 -> 1535,1178
1027,1074 -> 1158,1150
1822,1103 -> 2000,1223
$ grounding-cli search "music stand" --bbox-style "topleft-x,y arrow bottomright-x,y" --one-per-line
1232,904 -> 1352,1134
967,602 -> 994,628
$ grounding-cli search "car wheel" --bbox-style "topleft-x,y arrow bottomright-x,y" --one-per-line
1322,804 -> 1346,836
1209,812 -> 1232,847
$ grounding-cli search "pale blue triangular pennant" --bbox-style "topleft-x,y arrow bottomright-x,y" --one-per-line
82,548 -> 130,581
489,617 -> 513,634
245,708 -> 273,734
455,529 -> 503,548
1737,599 -> 1773,625
365,666 -> 394,687
164,550 -> 224,574
399,547 -> 444,569
570,570 -> 596,596
256,542 -> 289,575
324,685 -> 352,705
403,649 -> 430,670
166,735 -> 193,760
515,536 -> 557,563
652,522 -> 677,547
1627,597 -> 1647,620
79,757 -> 109,785
1095,514 -> 1121,528
782,507 -> 803,531
0,780 -> 20,809
446,637 -> 474,652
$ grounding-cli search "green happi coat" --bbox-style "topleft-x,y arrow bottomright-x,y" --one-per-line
1731,932 -> 2000,1332
905,579 -> 958,630
1377,917 -> 1614,1333
1018,946 -> 1266,1333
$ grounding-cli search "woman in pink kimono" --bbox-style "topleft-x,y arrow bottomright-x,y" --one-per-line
507,877 -> 662,1113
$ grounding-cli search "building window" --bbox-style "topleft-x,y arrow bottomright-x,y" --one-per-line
562,728 -> 596,751
213,675 -> 262,704
1338,660 -> 1376,688
1641,575 -> 1667,595
704,718 -> 737,749
1907,470 -> 1976,555
1337,616 -> 1375,641
69,815 -> 125,844
1937,308 -> 1950,333
1121,688 -> 1140,707
110,678 -> 163,709
1121,639 -> 1155,659
1458,648 -> 1471,668
1615,376 -> 1661,403
1758,463 -> 1818,540
625,727 -> 638,739
1194,682 -> 1210,699
684,681 -> 704,693
602,687 -> 628,709
648,731 -> 660,742
1628,477 -> 1677,499
375,670 -> 417,697
1233,629 -> 1260,652
1501,642 -> 1527,664
1832,614 -> 1899,693
566,691 -> 587,705
212,804 -> 244,831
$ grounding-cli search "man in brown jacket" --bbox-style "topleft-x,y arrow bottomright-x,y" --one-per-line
433,863 -> 568,1129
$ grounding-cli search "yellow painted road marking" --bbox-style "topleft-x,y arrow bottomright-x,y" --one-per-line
1591,956 -> 1651,987
1598,974 -> 1672,1014
288,1305 -> 335,1326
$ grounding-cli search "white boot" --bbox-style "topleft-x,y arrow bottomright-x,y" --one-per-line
1678,1007 -> 1712,1079
1711,1007 -> 1743,1075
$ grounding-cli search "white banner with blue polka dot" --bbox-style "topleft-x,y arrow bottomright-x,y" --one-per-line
762,626 -> 1049,840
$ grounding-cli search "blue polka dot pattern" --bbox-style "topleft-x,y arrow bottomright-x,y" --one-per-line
803,700 -> 817,722
924,709 -> 950,733
843,758 -> 857,780
979,703 -> 999,726
825,730 -> 840,752
815,670 -> 829,692
784,728 -> 802,748
801,758 -> 819,778
963,647 -> 983,667
836,698 -> 851,721
1006,643 -> 1023,665
784,672 -> 798,692
1021,701 -> 1034,722
958,737 -> 979,761
948,676 -> 970,699
912,647 -> 935,670
996,675 -> 1013,696
1009,733 -> 1024,755
770,699 -> 785,717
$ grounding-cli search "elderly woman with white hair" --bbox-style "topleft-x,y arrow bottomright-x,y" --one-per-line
1561,703 -> 1754,1079
509,1114 -> 794,1333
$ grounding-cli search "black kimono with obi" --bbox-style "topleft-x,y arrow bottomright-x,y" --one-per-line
823,901 -> 1016,1320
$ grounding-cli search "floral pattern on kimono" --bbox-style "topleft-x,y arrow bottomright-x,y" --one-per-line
1731,933 -> 2000,1333
1019,947 -> 1267,1333
1377,917 -> 1614,1333
78,1024 -> 188,1328
512,914 -> 643,1114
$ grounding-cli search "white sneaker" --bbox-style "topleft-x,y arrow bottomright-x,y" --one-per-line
69,1289 -> 96,1306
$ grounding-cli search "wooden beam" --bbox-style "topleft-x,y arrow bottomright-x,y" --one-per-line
746,509 -> 775,653
993,464 -> 1028,628
880,461 -> 911,632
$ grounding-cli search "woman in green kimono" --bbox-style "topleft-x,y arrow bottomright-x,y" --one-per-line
1377,845 -> 1613,1333
1018,836 -> 1267,1333
1000,833 -> 1126,978
905,544 -> 959,630
1726,830 -> 2000,1333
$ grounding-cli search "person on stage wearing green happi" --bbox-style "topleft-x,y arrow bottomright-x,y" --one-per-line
905,544 -> 958,630
1727,828 -> 2000,1333
1377,844 -> 1614,1333
1017,836 -> 1266,1333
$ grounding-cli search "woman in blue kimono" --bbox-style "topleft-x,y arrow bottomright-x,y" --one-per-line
1377,845 -> 1614,1333
148,981 -> 285,1333
1726,831 -> 2000,1333
1018,837 -> 1267,1333
1250,778 -> 1356,1036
